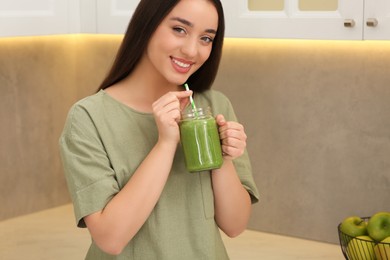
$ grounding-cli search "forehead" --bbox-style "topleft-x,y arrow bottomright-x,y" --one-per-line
166,0 -> 218,30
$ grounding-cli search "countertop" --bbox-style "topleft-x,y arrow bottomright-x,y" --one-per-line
0,204 -> 344,259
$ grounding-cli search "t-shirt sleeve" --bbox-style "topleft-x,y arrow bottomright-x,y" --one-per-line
207,90 -> 260,204
233,150 -> 259,204
59,103 -> 120,227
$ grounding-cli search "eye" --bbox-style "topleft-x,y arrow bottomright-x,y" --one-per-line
201,36 -> 214,44
173,26 -> 186,35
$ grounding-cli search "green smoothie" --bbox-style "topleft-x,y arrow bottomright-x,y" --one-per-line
180,116 -> 223,172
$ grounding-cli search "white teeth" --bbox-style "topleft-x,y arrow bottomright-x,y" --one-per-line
173,59 -> 190,68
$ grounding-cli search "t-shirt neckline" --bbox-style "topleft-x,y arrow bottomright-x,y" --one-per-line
100,89 -> 154,116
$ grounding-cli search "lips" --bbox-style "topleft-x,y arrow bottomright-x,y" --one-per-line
171,57 -> 194,73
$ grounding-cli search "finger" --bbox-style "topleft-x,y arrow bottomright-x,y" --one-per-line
153,91 -> 192,109
155,100 -> 182,122
179,97 -> 190,111
221,135 -> 246,147
219,121 -> 244,133
215,114 -> 226,126
164,102 -> 183,123
175,90 -> 193,99
219,127 -> 247,141
221,144 -> 245,159
178,90 -> 193,110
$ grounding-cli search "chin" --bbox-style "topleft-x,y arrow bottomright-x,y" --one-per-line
163,70 -> 195,87
168,77 -> 190,87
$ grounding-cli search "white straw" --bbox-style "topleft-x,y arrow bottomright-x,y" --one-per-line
184,83 -> 198,115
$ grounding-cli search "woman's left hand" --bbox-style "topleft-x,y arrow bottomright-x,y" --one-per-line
215,114 -> 247,161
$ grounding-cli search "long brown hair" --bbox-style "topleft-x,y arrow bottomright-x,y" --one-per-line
98,0 -> 225,92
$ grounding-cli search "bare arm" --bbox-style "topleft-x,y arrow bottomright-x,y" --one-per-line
212,114 -> 252,237
83,91 -> 191,255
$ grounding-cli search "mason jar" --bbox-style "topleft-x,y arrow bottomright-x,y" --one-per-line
179,107 -> 223,172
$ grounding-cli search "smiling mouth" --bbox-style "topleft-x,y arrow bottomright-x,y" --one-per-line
172,58 -> 192,68
171,57 -> 194,73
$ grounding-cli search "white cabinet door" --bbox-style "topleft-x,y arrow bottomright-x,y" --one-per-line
96,0 -> 140,34
223,0 -> 364,40
0,0 -> 70,37
364,0 -> 390,39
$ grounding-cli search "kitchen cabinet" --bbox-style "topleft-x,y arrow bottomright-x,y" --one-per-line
223,0 -> 390,40
364,0 -> 390,40
0,0 -> 75,37
0,0 -> 138,37
95,0 -> 138,34
2,0 -> 389,40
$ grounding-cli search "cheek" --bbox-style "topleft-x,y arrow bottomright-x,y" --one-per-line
147,29 -> 172,56
147,40 -> 169,64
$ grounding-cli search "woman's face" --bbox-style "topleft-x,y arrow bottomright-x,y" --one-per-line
145,0 -> 218,86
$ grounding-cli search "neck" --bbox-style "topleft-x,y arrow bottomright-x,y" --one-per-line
130,59 -> 186,99
104,72 -> 182,113
104,53 -> 185,112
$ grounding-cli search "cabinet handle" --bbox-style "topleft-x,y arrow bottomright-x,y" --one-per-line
344,19 -> 355,28
366,18 -> 378,27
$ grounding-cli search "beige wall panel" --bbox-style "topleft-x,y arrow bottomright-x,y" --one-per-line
1,36 -> 389,245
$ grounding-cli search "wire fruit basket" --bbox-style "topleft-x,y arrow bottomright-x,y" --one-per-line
338,217 -> 390,260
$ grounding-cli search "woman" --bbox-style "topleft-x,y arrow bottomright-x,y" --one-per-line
59,0 -> 259,259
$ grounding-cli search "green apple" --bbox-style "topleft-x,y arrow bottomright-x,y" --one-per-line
340,216 -> 368,238
374,236 -> 390,260
347,236 -> 376,260
368,212 -> 390,242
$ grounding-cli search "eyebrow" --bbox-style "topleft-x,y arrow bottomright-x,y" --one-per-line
170,17 -> 217,34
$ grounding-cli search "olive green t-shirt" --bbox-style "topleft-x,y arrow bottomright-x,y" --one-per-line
59,89 -> 259,260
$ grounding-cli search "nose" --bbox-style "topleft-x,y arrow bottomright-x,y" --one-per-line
181,37 -> 198,58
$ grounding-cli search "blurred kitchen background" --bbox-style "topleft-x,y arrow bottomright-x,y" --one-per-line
1,0 -> 390,259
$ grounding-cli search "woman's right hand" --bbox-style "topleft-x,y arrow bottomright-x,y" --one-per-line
152,90 -> 192,144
